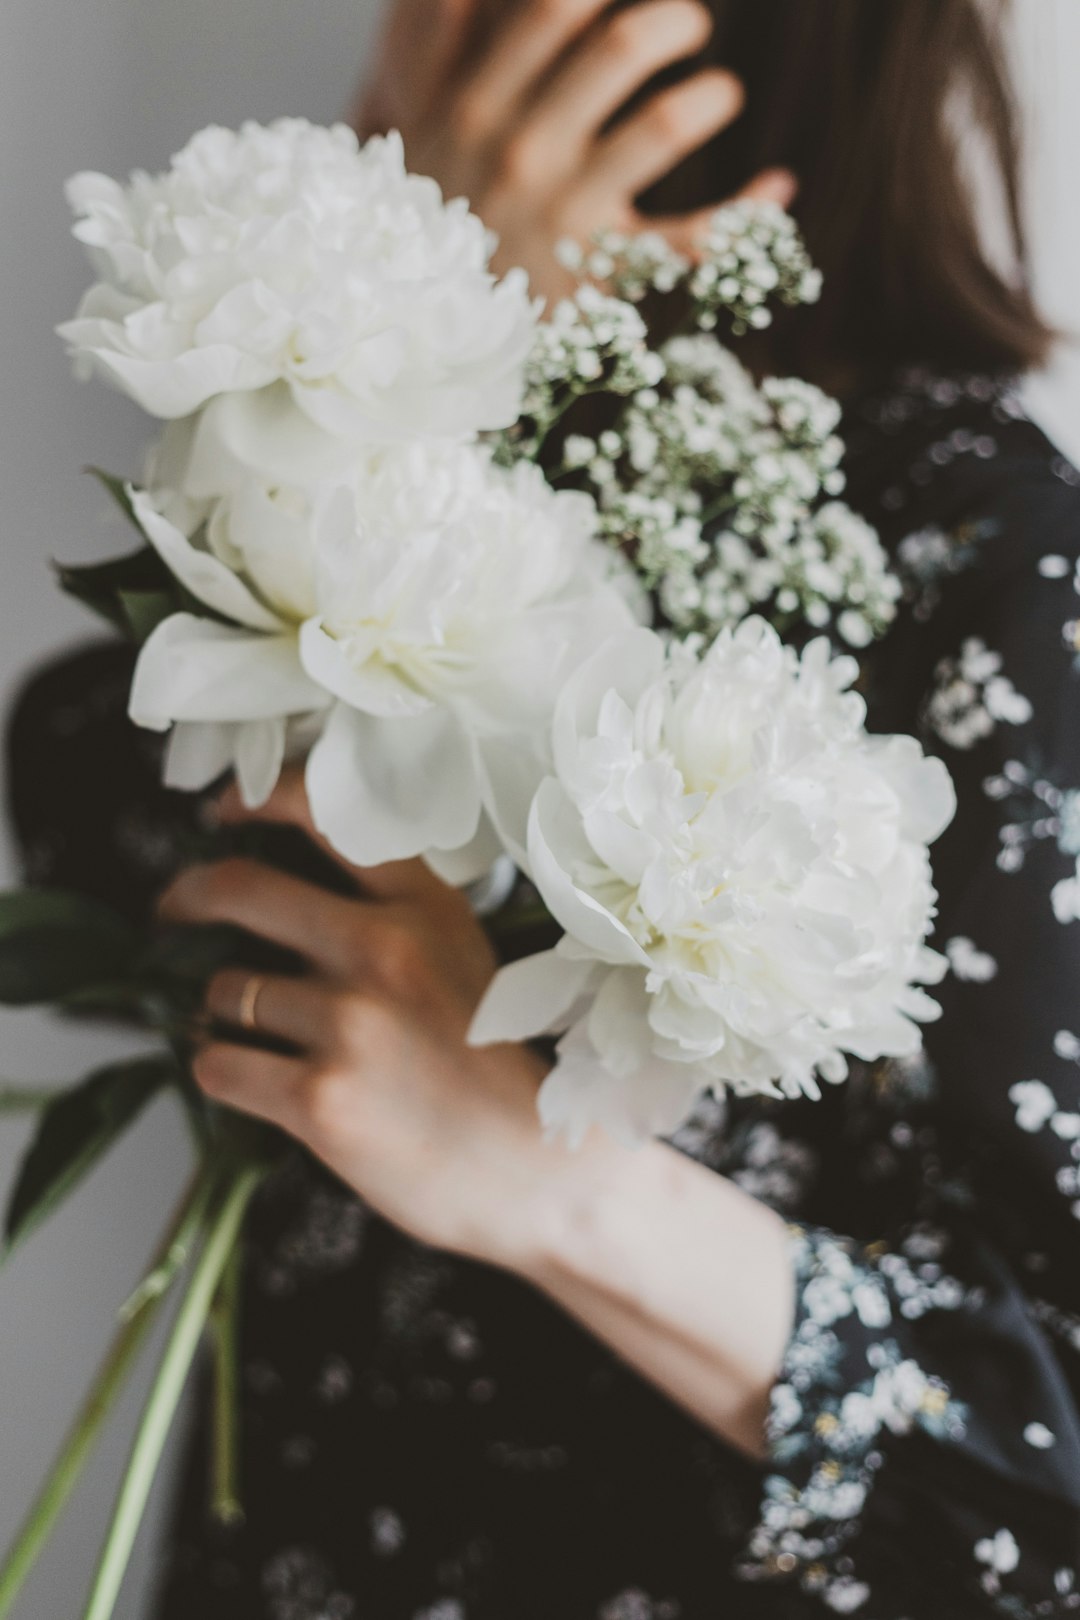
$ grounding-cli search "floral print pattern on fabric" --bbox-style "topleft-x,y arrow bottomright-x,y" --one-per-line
743,1225 -> 966,1614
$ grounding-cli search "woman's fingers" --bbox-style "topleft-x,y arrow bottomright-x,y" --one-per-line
731,167 -> 799,208
646,168 -> 798,256
511,0 -> 715,191
575,68 -> 743,222
159,858 -> 365,977
205,968 -> 332,1051
192,1040 -> 306,1130
214,769 -> 457,906
354,0 -> 476,136
453,0 -> 612,146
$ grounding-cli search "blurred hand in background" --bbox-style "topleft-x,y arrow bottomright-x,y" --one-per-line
352,0 -> 796,303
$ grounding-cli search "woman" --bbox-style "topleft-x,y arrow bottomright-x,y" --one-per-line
9,2 -> 1080,1615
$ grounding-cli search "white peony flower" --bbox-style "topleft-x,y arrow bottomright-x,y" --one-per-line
471,618 -> 955,1144
57,121 -> 537,469
128,439 -> 634,876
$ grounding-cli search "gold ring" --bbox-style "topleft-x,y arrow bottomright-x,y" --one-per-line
238,974 -> 266,1032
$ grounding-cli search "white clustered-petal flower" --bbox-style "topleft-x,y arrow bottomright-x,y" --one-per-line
128,437 -> 635,875
471,618 -> 954,1143
57,120 -> 537,457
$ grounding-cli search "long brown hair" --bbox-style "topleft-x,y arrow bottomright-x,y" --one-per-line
650,0 -> 1052,388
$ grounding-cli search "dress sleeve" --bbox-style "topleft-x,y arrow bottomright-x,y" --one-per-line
5,640 -> 198,920
739,466 -> 1080,1617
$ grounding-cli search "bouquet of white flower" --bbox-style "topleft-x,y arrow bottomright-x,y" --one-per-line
0,118 -> 951,1620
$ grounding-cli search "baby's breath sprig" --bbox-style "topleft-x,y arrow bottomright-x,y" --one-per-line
557,230 -> 690,303
496,204 -> 897,651
689,201 -> 823,334
493,284 -> 664,463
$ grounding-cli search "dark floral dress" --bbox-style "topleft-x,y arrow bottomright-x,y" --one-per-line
8,370 -> 1080,1619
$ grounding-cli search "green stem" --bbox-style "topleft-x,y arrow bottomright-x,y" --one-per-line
118,1170 -> 218,1325
487,899 -> 555,941
80,1162 -> 265,1620
0,1168 -> 213,1620
208,1243 -> 244,1526
699,494 -> 738,528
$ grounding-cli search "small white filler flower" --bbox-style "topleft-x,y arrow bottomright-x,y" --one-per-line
127,440 -> 635,878
57,120 -> 537,470
471,619 -> 955,1143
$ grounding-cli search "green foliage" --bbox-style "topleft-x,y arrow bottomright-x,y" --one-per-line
0,892 -> 139,1006
3,1054 -> 179,1255
53,548 -> 175,638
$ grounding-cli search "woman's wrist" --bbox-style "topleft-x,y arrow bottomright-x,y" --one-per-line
485,1091 -> 797,1457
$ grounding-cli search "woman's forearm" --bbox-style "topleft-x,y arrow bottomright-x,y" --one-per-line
508,1132 -> 796,1459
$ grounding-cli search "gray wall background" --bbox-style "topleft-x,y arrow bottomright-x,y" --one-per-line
0,3 -> 1076,1617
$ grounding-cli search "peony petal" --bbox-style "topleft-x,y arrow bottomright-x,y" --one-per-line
299,619 -> 431,718
130,613 -> 326,729
537,1013 -> 703,1147
235,717 -> 287,807
528,779 -> 651,968
468,949 -> 596,1047
182,383 -> 370,492
128,489 -> 283,631
868,734 -> 956,844
586,966 -> 654,1080
59,339 -> 275,419
424,816 -> 506,888
473,735 -> 547,873
163,721 -> 237,791
553,627 -> 666,790
305,701 -> 483,866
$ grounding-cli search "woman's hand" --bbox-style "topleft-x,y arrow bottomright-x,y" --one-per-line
159,768 -> 560,1267
160,765 -> 794,1457
353,0 -> 796,304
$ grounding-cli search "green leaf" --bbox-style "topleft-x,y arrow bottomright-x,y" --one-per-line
54,547 -> 176,635
0,1087 -> 53,1114
0,891 -> 139,1005
118,589 -> 176,644
3,1054 -> 179,1254
85,467 -> 142,529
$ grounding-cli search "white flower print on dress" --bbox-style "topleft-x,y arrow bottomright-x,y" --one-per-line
945,936 -> 998,981
975,1528 -> 1020,1592
926,639 -> 1033,750
1010,1080 -> 1058,1135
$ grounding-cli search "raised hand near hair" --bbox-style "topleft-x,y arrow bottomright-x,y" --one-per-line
353,0 -> 796,303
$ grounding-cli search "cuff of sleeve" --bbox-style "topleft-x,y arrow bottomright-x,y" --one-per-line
736,1224 -> 962,1609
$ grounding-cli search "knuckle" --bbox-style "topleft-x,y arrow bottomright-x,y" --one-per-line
329,991 -> 372,1050
299,1066 -> 355,1138
373,920 -> 427,991
452,91 -> 492,147
497,134 -> 546,189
